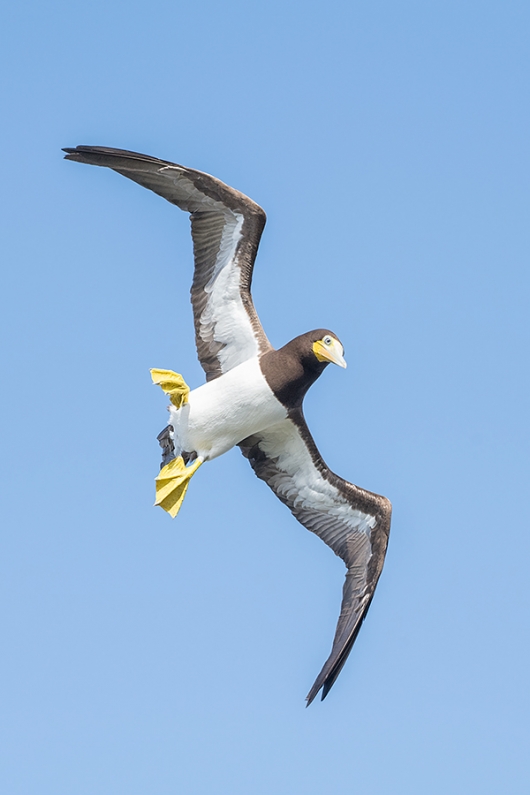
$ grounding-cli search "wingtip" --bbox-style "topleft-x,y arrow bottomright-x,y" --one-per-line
63,145 -> 100,162
63,146 -> 81,161
62,145 -> 104,161
305,671 -> 339,706
305,680 -> 324,707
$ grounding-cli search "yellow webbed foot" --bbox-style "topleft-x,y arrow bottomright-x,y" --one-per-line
150,368 -> 190,408
154,455 -> 203,519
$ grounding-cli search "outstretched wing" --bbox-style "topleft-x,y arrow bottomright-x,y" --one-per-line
239,411 -> 391,705
63,146 -> 272,381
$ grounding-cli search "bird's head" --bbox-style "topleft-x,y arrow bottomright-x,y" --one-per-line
311,330 -> 347,370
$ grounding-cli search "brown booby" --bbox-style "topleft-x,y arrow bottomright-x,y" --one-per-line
63,146 -> 392,705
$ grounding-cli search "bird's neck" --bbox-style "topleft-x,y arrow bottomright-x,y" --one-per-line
260,348 -> 327,410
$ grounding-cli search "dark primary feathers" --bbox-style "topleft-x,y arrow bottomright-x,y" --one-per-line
64,146 -> 391,704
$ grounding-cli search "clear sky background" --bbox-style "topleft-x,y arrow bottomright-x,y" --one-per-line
1,1 -> 529,793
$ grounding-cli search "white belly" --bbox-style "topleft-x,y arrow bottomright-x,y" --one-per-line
168,358 -> 287,460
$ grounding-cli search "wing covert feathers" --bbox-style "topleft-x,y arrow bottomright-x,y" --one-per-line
63,146 -> 271,380
239,412 -> 391,705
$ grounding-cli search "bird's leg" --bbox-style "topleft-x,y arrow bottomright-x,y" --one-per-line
150,368 -> 190,408
154,455 -> 204,518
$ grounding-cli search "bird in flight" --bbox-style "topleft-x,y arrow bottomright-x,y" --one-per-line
63,146 -> 392,704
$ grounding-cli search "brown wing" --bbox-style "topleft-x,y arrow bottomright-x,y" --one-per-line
63,146 -> 272,380
239,411 -> 391,705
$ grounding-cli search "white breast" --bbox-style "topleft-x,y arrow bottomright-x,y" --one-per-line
168,357 -> 287,460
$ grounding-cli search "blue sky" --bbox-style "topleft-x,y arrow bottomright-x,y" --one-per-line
1,1 -> 529,792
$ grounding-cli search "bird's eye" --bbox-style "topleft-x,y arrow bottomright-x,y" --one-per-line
323,336 -> 332,346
